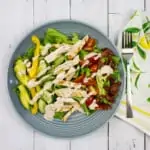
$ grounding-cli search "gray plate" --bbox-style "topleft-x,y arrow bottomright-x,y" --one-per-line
7,20 -> 125,138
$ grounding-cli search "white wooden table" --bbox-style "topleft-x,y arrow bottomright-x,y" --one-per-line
0,0 -> 150,150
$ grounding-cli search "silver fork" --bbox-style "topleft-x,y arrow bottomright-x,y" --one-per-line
122,32 -> 134,118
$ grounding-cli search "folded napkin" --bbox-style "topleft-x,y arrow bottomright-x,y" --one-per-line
116,10 -> 150,135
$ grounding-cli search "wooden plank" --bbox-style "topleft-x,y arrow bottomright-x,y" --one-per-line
34,0 -> 69,27
109,0 -> 144,14
71,126 -> 108,150
71,0 -> 108,35
0,0 -> 34,150
34,133 -> 70,150
109,118 -> 144,150
33,1 -> 70,150
109,14 -> 124,43
146,0 -> 150,11
71,0 -> 108,149
146,135 -> 150,150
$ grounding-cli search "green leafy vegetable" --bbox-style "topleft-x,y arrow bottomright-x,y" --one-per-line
101,57 -> 108,63
93,45 -> 102,53
137,45 -> 146,60
71,33 -> 79,44
54,84 -> 68,90
54,112 -> 66,120
52,94 -> 57,102
147,97 -> 150,102
135,73 -> 140,89
111,70 -> 121,82
125,27 -> 141,33
13,86 -> 20,95
101,98 -> 111,105
96,74 -> 107,95
79,50 -> 88,60
112,56 -> 120,65
80,67 -> 91,77
103,80 -> 110,87
132,41 -> 137,47
148,84 -> 150,88
81,103 -> 90,116
85,68 -> 91,77
49,47 -> 56,52
23,47 -> 34,59
72,97 -> 83,102
142,21 -> 150,33
74,66 -> 81,78
44,28 -> 69,44
132,59 -> 140,71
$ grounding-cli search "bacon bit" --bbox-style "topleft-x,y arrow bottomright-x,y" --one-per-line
86,96 -> 95,106
106,95 -> 115,102
74,74 -> 85,83
96,103 -> 111,110
83,78 -> 96,86
84,37 -> 96,51
101,48 -> 114,57
79,60 -> 85,66
90,64 -> 98,72
88,56 -> 99,64
110,82 -> 121,96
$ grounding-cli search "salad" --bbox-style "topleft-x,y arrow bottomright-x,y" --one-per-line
14,28 -> 121,122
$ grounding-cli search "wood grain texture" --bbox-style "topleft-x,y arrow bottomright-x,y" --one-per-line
0,1 -> 34,150
33,1 -> 70,150
146,0 -> 150,11
109,118 -> 144,150
109,14 -> 124,43
109,0 -> 144,14
34,132 -> 70,150
70,0 -> 108,149
146,135 -> 150,150
34,0 -> 70,27
71,0 -> 108,35
71,126 -> 108,150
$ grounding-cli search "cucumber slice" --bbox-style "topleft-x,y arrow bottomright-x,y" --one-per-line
38,99 -> 46,114
18,85 -> 30,110
38,60 -> 47,74
42,91 -> 53,104
53,56 -> 65,67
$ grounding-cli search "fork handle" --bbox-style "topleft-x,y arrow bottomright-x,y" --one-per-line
126,63 -> 133,118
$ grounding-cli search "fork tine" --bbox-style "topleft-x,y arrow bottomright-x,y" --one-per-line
122,32 -> 125,48
125,32 -> 128,48
127,32 -> 132,48
128,32 -> 130,48
126,32 -> 129,48
130,33 -> 132,48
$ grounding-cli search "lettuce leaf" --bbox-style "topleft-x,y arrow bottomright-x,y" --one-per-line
44,28 -> 69,44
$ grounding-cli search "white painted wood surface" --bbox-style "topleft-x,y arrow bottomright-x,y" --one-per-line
0,0 -> 150,150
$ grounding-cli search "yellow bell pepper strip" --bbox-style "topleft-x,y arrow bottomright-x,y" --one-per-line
31,102 -> 38,115
30,87 -> 38,115
30,88 -> 36,97
36,85 -> 41,92
28,35 -> 40,78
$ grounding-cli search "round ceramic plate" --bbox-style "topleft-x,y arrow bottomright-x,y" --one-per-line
7,20 -> 125,138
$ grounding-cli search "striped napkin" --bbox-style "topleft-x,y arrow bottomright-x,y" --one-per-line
116,10 -> 150,135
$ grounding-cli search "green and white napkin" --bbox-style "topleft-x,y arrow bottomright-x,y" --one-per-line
116,10 -> 150,135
